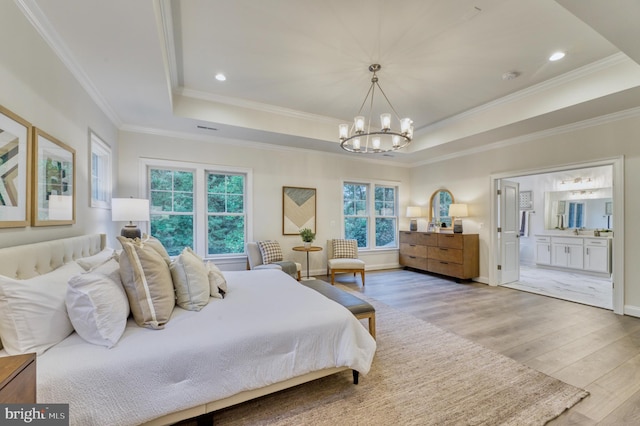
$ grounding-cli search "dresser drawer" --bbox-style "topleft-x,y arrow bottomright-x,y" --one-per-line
417,232 -> 438,246
427,259 -> 464,277
400,254 -> 428,270
399,231 -> 417,245
400,243 -> 427,258
427,246 -> 463,264
437,233 -> 463,249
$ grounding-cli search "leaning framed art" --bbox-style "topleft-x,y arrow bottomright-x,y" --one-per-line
283,186 -> 316,235
32,127 -> 76,226
0,104 -> 32,228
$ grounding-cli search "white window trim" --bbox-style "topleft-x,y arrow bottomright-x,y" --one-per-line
341,178 -> 400,251
89,130 -> 112,209
139,158 -> 253,258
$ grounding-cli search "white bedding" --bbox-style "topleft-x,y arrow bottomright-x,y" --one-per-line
35,270 -> 376,426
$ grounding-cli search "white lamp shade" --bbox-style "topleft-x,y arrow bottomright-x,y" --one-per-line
112,198 -> 150,222
406,206 -> 422,218
448,203 -> 468,217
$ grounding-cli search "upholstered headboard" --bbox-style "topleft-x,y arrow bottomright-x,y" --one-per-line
0,234 -> 106,280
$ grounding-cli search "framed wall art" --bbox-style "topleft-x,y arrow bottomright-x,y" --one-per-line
32,128 -> 76,226
283,186 -> 316,235
0,105 -> 32,228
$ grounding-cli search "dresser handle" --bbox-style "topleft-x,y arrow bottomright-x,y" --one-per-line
444,235 -> 454,238
440,248 -> 448,251
440,261 -> 449,264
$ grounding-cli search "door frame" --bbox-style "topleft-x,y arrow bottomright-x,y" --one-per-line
489,156 -> 624,314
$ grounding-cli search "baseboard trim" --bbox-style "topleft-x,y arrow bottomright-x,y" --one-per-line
624,305 -> 640,318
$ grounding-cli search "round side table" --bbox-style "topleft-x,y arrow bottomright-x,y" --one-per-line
292,246 -> 323,280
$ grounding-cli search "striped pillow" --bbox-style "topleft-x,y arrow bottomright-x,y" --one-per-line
257,240 -> 283,264
332,239 -> 358,259
117,236 -> 175,329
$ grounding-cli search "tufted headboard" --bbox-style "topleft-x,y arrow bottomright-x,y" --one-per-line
0,234 -> 106,280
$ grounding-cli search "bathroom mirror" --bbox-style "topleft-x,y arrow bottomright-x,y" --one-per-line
544,188 -> 612,230
429,189 -> 454,228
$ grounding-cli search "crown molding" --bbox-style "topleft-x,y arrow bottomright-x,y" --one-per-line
153,0 -> 177,108
16,0 -> 122,127
410,105 -> 640,167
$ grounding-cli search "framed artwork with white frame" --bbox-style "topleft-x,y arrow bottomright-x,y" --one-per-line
0,104 -> 31,228
32,127 -> 76,226
89,130 -> 112,209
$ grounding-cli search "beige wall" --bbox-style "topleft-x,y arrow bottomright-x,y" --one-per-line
117,131 -> 411,274
0,1 -> 118,248
410,114 -> 640,312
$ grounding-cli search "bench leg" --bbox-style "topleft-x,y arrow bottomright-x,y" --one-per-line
360,270 -> 365,286
369,315 -> 376,339
353,370 -> 359,385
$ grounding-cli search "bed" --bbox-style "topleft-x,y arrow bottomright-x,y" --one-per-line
0,234 -> 376,426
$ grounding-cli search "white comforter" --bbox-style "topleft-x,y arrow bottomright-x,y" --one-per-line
36,270 -> 376,426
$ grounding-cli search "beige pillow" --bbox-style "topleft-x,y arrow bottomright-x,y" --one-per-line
118,236 -> 175,329
118,234 -> 171,265
170,248 -> 210,311
206,261 -> 228,299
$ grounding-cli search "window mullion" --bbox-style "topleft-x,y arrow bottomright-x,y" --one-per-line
195,170 -> 206,255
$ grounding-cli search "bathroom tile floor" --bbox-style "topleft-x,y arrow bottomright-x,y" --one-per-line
502,265 -> 612,310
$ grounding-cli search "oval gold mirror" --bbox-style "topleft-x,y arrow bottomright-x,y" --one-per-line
429,189 -> 454,228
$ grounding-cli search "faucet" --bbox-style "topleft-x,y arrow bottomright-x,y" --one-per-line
573,228 -> 580,235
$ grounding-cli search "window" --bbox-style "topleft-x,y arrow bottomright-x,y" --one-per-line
143,159 -> 251,258
149,168 -> 195,256
343,181 -> 398,249
90,131 -> 111,208
567,202 -> 585,228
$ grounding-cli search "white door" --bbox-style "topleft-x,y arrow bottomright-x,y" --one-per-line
499,180 -> 520,284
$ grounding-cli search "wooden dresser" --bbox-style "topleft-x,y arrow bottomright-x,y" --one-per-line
0,353 -> 36,403
399,231 -> 479,281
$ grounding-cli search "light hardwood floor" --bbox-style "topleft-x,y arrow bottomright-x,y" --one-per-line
327,268 -> 640,425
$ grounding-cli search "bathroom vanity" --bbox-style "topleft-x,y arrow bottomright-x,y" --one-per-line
535,234 -> 611,274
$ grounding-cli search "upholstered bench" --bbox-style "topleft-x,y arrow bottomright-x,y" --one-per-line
300,279 -> 376,339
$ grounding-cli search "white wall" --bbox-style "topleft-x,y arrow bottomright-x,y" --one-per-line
117,131 -> 411,275
410,113 -> 640,312
0,1 -> 119,248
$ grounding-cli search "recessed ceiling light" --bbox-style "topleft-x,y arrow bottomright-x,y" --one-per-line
215,73 -> 226,81
549,51 -> 566,62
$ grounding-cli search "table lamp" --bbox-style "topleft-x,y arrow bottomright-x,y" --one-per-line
448,203 -> 468,233
406,206 -> 422,231
112,197 -> 150,239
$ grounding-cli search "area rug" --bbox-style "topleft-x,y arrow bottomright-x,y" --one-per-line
211,295 -> 588,426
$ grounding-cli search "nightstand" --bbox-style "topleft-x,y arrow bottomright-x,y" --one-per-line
0,353 -> 36,403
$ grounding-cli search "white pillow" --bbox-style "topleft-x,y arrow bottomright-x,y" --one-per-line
0,261 -> 85,355
66,259 -> 129,348
170,248 -> 210,311
206,261 -> 228,299
76,248 -> 119,271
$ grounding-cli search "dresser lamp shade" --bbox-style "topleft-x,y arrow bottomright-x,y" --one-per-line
406,206 -> 422,231
448,203 -> 468,233
112,198 -> 150,239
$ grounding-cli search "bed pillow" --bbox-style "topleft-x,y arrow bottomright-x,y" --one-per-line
77,248 -> 119,271
66,259 -> 129,348
0,261 -> 85,355
257,240 -> 283,264
118,236 -> 175,329
170,247 -> 210,311
206,261 -> 227,299
332,239 -> 358,259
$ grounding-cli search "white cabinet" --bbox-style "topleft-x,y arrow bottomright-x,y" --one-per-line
535,236 -> 551,265
536,235 -> 611,274
551,237 -> 584,270
584,238 -> 611,273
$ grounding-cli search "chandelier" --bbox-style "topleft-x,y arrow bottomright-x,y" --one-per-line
339,64 -> 413,154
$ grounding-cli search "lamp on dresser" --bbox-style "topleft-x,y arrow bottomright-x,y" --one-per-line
449,203 -> 468,234
406,206 -> 422,231
112,197 -> 150,239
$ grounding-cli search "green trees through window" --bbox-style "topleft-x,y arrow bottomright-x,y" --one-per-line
343,182 -> 397,249
148,165 -> 247,257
